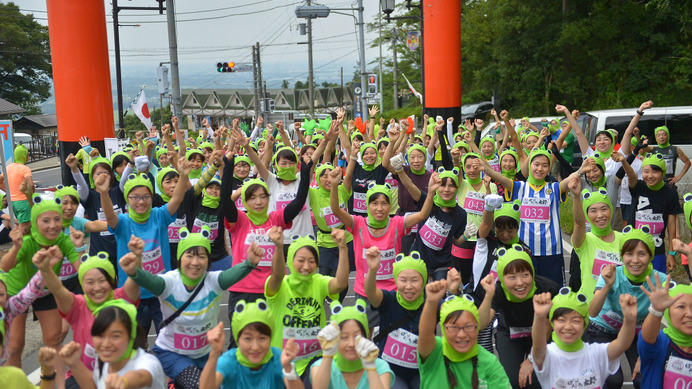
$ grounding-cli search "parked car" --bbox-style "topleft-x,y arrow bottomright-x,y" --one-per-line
461,101 -> 494,122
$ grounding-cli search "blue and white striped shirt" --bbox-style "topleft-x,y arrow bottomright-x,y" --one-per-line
510,181 -> 566,256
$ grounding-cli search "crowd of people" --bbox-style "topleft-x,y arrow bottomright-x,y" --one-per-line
0,101 -> 690,389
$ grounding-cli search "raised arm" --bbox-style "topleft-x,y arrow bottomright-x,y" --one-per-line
396,166 -> 422,202
343,142 -> 359,194
34,247 -> 74,315
95,174 -> 118,230
166,157 -> 192,215
530,293 -> 553,370
220,153 -> 238,226
328,230 -> 349,295
480,160 -> 514,189
555,105 -> 589,154
283,160 -> 313,224
329,168 -> 353,229
364,247 -> 384,308
569,175 -> 586,248
621,101 -> 653,156
66,154 -> 90,200
405,173 -> 439,230
265,227 -> 286,296
606,294 -> 637,361
418,279 -> 447,360
588,265 -> 616,318
232,127 -> 269,180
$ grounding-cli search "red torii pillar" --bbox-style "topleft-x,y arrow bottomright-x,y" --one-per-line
46,0 -> 114,185
423,0 -> 462,125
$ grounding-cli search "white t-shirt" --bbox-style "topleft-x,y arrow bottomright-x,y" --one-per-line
155,271 -> 224,359
266,172 -> 312,244
620,156 -> 643,206
93,348 -> 166,389
531,342 -> 619,389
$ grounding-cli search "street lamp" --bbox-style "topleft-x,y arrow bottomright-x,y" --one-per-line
380,0 -> 395,15
295,1 -> 368,119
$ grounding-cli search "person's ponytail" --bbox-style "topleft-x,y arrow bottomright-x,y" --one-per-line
444,356 -> 458,388
471,355 -> 479,389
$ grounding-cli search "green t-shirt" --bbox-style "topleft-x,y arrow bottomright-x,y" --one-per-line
0,366 -> 38,389
4,233 -> 78,296
308,186 -> 353,248
560,132 -> 575,164
265,274 -> 335,375
418,337 -> 510,389
75,148 -> 94,174
456,180 -> 498,242
573,231 -> 624,301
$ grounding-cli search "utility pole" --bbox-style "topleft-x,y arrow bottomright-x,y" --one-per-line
256,42 -> 264,117
392,29 -> 399,110
378,4 -> 383,114
112,0 -> 124,136
252,45 -> 261,121
307,0 -> 315,116
166,0 -> 181,118
340,67 -> 344,107
357,0 -> 367,120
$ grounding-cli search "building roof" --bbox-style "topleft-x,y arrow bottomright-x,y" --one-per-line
14,114 -> 58,128
0,98 -> 26,115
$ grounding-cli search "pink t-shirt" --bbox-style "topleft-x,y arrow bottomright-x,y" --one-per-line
348,215 -> 410,296
225,209 -> 291,294
682,242 -> 691,266
60,290 -> 138,377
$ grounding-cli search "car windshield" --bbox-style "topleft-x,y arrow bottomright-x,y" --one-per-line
462,103 -> 480,115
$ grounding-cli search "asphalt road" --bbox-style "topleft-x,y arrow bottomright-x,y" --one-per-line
31,166 -> 63,188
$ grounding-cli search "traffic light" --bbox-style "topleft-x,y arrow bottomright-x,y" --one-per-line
216,61 -> 236,73
367,74 -> 377,96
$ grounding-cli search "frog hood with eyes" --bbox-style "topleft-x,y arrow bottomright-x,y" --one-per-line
285,234 -> 319,294
392,251 -> 427,310
359,142 -> 378,171
620,225 -> 655,283
440,294 -> 479,362
581,188 -> 612,236
683,193 -> 692,231
549,287 -> 589,352
496,244 -> 537,302
435,167 -> 460,208
177,226 -> 212,287
231,299 -> 275,368
54,185 -> 80,227
664,282 -> 692,348
330,299 -> 369,372
365,182 -> 392,229
124,173 -> 153,223
93,299 -> 139,361
30,194 -> 63,246
240,177 -> 270,225
642,153 -> 666,190
77,252 -> 116,312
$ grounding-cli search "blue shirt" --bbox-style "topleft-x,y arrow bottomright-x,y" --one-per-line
216,347 -> 284,389
65,216 -> 88,235
110,205 -> 175,299
311,358 -> 394,389
590,266 -> 666,333
638,330 -> 692,389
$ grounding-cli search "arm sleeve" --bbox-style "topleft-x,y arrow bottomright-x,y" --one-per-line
131,268 -> 166,296
192,165 -> 218,195
437,129 -> 453,170
6,271 -> 49,320
218,260 -> 255,289
250,126 -> 260,141
119,163 -> 134,193
220,155 -> 238,224
283,160 -> 313,224
72,170 -> 90,200
550,142 -> 575,177
446,121 -> 455,147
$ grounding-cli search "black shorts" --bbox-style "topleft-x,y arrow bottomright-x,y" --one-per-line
32,293 -> 57,312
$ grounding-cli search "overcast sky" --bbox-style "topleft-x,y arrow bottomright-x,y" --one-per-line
16,0 -> 389,89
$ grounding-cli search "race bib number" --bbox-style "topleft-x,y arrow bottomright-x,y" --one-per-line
663,356 -> 692,389
244,233 -> 276,267
385,177 -> 398,188
488,157 -> 501,173
283,327 -> 321,361
276,192 -> 307,212
364,248 -> 396,280
404,212 -> 418,233
665,158 -> 674,175
83,343 -> 98,371
463,191 -> 485,216
235,197 -> 246,212
600,310 -> 623,331
192,218 -> 219,240
520,197 -> 550,224
489,259 -> 498,282
592,249 -> 622,280
353,192 -> 367,213
168,217 -> 187,243
321,206 -> 344,229
509,326 -> 532,339
173,324 -> 210,353
635,212 -> 664,235
59,256 -> 77,280
98,207 -> 123,236
381,328 -> 418,369
419,218 -> 451,251
142,246 -> 165,275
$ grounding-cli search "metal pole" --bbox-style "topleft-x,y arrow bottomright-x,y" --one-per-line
257,42 -> 264,115
340,67 -> 343,107
113,0 -> 125,136
307,0 -> 315,116
378,4 -> 384,114
252,45 -> 260,121
392,29 -> 399,110
358,0 -> 367,120
166,0 -> 181,118
160,93 -> 164,127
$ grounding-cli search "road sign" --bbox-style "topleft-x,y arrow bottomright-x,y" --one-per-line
0,120 -> 14,165
354,86 -> 362,95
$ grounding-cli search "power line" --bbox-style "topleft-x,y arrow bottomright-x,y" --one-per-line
113,2 -> 300,24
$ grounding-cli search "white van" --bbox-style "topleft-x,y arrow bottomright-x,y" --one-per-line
580,106 -> 692,193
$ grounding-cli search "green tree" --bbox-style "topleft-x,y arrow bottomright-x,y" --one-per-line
0,2 -> 52,115
281,79 -> 290,88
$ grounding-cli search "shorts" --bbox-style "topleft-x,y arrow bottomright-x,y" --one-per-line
32,293 -> 57,312
11,200 -> 31,224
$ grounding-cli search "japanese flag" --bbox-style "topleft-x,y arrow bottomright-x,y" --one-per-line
131,90 -> 152,129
